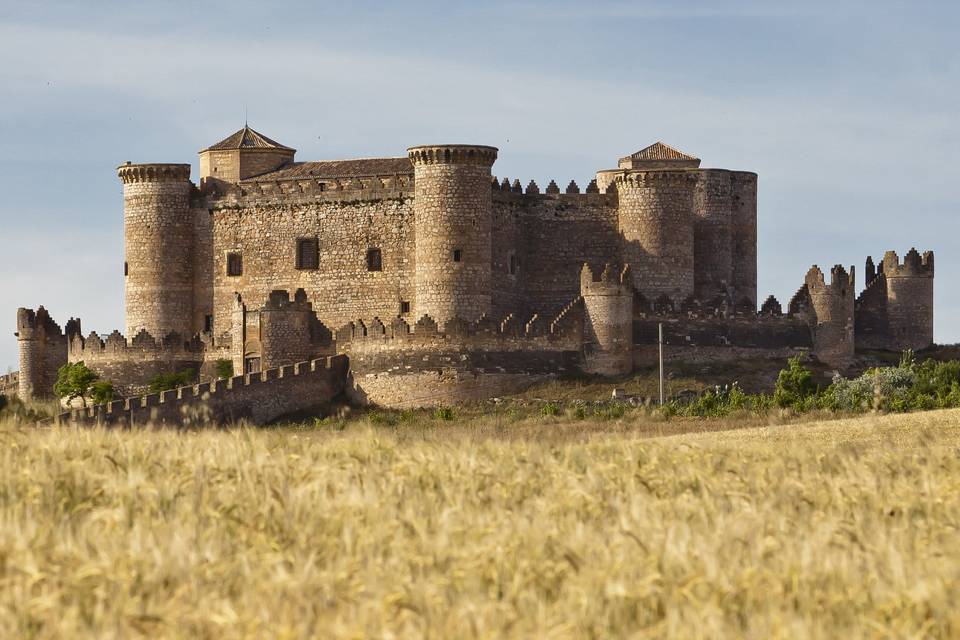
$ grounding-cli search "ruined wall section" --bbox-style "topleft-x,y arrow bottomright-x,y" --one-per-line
616,170 -> 697,303
119,163 -> 196,338
0,372 -> 19,396
409,145 -> 498,323
56,355 -> 349,428
16,307 -> 78,401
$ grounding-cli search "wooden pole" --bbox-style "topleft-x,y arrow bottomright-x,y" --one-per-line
658,322 -> 664,406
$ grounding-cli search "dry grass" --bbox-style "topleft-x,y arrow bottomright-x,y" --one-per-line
1,410 -> 958,638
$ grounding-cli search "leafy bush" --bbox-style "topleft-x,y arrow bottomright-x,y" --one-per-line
90,381 -> 114,405
148,369 -> 196,394
215,359 -> 234,380
54,361 -> 99,407
774,357 -> 818,409
434,406 -> 455,421
540,402 -> 560,417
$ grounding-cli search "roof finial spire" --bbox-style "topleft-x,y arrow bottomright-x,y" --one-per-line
244,104 -> 248,128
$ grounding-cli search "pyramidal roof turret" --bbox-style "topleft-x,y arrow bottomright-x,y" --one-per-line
617,141 -> 701,170
202,125 -> 295,152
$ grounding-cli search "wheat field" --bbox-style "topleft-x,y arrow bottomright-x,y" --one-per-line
1,410 -> 958,639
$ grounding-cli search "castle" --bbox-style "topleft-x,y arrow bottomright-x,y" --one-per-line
12,126 -> 935,424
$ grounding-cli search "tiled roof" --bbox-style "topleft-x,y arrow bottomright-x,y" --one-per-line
623,141 -> 699,162
203,126 -> 294,151
242,157 -> 413,182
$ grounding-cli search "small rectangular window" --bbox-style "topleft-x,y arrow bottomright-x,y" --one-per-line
204,315 -> 213,332
296,238 -> 319,270
226,252 -> 243,276
366,248 -> 383,272
453,248 -> 463,262
509,254 -> 519,275
124,262 -> 128,276
400,300 -> 410,314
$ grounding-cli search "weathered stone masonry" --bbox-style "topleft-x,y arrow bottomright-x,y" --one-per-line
13,127 -> 936,420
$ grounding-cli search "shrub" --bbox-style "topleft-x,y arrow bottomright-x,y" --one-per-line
774,357 -> 817,409
434,406 -> 454,421
148,369 -> 197,394
215,359 -> 234,380
540,402 -> 560,417
54,361 -> 99,407
90,381 -> 115,405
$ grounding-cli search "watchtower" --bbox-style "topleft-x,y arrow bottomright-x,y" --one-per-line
580,263 -> 634,376
804,264 -> 855,366
118,162 -> 195,338
407,144 -> 498,323
15,307 -> 78,401
881,249 -> 934,351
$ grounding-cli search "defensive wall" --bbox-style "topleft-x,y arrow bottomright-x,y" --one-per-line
337,303 -> 585,408
55,355 -> 348,428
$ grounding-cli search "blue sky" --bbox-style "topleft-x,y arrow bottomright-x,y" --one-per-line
0,0 -> 957,370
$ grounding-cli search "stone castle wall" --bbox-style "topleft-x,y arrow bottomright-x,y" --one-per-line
338,310 -> 583,408
68,329 -> 205,397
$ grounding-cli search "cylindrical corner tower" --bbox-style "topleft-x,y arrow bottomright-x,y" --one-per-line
118,163 -> 195,338
730,171 -> 758,308
882,249 -> 934,351
408,144 -> 498,323
693,169 -> 733,300
616,170 -> 697,303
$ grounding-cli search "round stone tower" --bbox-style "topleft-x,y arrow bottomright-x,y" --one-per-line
407,145 -> 498,323
730,171 -> 758,308
580,263 -> 634,376
693,170 -> 733,300
118,163 -> 195,338
804,264 -> 855,366
881,249 -> 934,351
616,170 -> 697,303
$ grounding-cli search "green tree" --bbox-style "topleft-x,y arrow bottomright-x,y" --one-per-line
774,357 -> 818,409
54,361 -> 99,408
90,381 -> 115,405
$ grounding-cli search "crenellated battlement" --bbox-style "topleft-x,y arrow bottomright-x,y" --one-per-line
407,144 -> 498,166
804,264 -> 856,295
881,248 -> 934,278
117,162 -> 192,184
580,263 -> 632,295
69,328 -> 205,362
54,355 -> 349,428
615,170 -> 698,189
336,306 -> 582,354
